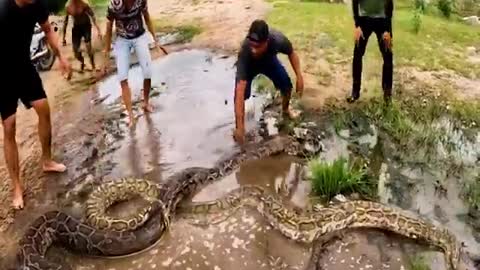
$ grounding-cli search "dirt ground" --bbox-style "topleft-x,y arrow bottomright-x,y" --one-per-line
0,0 -> 479,265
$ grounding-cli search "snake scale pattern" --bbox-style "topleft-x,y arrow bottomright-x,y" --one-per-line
16,135 -> 309,270
178,185 -> 469,270
16,132 -> 473,270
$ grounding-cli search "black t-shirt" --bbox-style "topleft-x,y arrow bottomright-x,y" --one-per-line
236,29 -> 293,80
0,0 -> 49,68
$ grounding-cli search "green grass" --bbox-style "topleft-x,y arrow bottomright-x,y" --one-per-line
308,157 -> 375,201
154,20 -> 203,42
465,177 -> 480,211
266,0 -> 480,77
408,255 -> 431,270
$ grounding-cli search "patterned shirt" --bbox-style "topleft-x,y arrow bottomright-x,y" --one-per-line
107,0 -> 147,39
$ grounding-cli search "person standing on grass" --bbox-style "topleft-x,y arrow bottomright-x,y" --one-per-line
233,19 -> 304,144
62,0 -> 103,73
347,0 -> 394,105
102,0 -> 162,127
0,0 -> 72,210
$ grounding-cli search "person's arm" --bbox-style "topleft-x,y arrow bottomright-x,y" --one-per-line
104,19 -> 113,60
141,1 -> 156,38
352,0 -> 360,27
288,50 -> 301,80
385,0 -> 393,34
62,13 -> 69,44
86,4 -> 102,37
234,80 -> 247,132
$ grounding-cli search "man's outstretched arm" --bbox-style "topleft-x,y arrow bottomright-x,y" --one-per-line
62,14 -> 69,45
234,80 -> 247,132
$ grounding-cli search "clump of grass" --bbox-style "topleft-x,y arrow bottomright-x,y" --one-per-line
176,25 -> 202,42
436,0 -> 453,18
408,255 -> 431,270
308,157 -> 374,201
465,178 -> 480,211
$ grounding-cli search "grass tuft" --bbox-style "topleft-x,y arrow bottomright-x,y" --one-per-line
308,157 -> 374,201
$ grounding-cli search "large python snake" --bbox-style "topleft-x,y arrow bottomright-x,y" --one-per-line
177,185 -> 473,270
16,135 -> 312,270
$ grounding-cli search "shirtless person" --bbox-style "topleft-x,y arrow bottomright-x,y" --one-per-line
62,0 -> 102,72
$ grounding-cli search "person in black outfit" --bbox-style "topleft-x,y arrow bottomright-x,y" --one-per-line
347,0 -> 394,105
233,20 -> 304,144
62,0 -> 102,72
0,0 -> 72,210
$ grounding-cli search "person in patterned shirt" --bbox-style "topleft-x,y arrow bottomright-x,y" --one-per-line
102,0 -> 161,127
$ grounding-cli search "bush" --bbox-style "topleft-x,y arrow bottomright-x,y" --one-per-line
437,0 -> 454,18
412,8 -> 423,33
308,157 -> 374,201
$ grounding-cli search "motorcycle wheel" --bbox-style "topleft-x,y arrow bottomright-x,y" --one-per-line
37,41 -> 56,71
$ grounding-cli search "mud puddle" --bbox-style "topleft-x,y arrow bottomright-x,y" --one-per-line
95,49 -> 268,178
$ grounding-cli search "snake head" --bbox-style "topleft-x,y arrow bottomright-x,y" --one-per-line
287,128 -> 323,157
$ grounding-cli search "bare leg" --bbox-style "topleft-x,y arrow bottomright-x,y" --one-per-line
143,78 -> 153,113
31,99 -> 66,173
2,115 -> 23,209
281,91 -> 295,119
86,41 -> 96,71
120,80 -> 135,127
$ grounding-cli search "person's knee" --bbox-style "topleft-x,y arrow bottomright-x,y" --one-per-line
31,99 -> 50,121
2,116 -> 16,141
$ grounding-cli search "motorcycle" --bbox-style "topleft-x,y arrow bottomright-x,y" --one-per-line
30,21 -> 58,71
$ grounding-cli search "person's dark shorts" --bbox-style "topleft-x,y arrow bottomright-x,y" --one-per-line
0,67 -> 47,121
72,24 -> 92,50
235,56 -> 293,100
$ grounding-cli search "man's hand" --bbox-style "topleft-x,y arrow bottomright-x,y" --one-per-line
383,31 -> 392,50
296,75 -> 304,97
354,26 -> 363,43
233,127 -> 245,145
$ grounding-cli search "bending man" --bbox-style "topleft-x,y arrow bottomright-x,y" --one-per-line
233,19 -> 304,144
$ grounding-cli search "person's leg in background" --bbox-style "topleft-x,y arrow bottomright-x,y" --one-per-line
72,27 -> 85,72
374,19 -> 393,105
348,18 -> 373,103
83,25 -> 96,71
114,37 -> 135,127
133,33 -> 154,113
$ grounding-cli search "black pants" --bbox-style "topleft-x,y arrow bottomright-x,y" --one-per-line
352,17 -> 393,98
72,23 -> 92,63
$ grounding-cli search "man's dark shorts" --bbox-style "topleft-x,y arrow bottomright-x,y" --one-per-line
0,67 -> 47,121
235,56 -> 293,100
72,24 -> 92,51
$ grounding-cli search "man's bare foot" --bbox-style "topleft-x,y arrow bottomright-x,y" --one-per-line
12,187 -> 24,210
126,115 -> 137,127
42,160 -> 67,173
143,103 -> 154,113
282,109 -> 299,120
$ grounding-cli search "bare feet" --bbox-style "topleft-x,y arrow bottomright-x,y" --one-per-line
282,109 -> 299,120
143,103 -> 154,113
12,186 -> 24,210
42,160 -> 67,173
126,114 -> 137,128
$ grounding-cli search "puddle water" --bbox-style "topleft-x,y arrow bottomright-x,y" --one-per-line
96,49 -> 267,179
